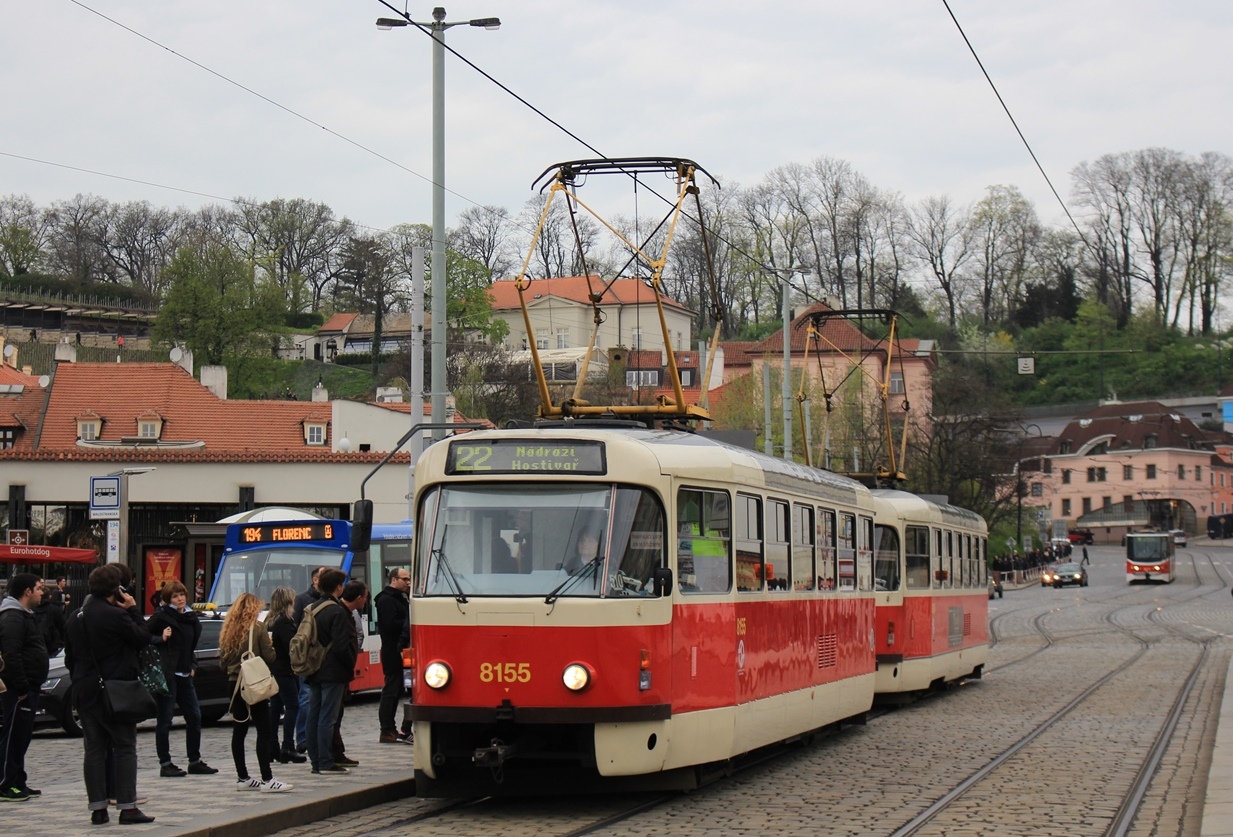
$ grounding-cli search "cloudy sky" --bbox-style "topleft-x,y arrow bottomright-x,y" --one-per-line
2,1 -> 1231,235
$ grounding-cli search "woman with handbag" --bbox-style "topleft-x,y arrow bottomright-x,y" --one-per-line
147,581 -> 218,778
218,593 -> 291,793
64,564 -> 155,825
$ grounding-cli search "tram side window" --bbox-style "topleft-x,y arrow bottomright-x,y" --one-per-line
837,512 -> 856,591
858,516 -> 875,592
736,493 -> 764,592
905,525 -> 930,589
945,530 -> 954,589
818,508 -> 837,590
873,524 -> 900,592
677,488 -> 731,594
933,529 -> 944,589
792,504 -> 815,591
958,534 -> 968,588
765,499 -> 789,592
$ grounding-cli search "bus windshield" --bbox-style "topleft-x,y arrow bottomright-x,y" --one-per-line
415,483 -> 665,599
209,546 -> 347,607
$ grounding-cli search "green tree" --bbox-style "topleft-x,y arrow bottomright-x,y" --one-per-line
153,242 -> 284,366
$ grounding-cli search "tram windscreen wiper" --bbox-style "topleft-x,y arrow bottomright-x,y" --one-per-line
544,556 -> 604,604
431,548 -> 468,604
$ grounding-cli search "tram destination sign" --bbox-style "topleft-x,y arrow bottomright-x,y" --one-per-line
446,439 -> 607,475
227,521 -> 346,549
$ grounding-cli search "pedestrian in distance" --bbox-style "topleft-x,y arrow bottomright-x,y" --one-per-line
33,576 -> 67,657
375,568 -> 413,745
219,592 -> 291,793
65,564 -> 155,825
1081,546 -> 1090,566
0,573 -> 49,802
147,581 -> 218,778
303,568 -> 357,775
265,586 -> 307,765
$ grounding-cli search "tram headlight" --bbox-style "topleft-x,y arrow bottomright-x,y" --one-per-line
562,662 -> 592,692
423,661 -> 452,690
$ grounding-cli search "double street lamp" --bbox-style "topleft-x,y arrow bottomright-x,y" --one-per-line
376,8 -> 500,441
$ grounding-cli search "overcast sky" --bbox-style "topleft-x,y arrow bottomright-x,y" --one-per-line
2,1 -> 1231,237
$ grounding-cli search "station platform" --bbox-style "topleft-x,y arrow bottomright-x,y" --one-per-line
0,694 -> 415,837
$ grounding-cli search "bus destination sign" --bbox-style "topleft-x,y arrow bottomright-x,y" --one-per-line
446,439 -> 606,475
236,522 -> 339,545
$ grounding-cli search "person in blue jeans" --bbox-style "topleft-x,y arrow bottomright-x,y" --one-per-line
147,581 -> 218,778
291,567 -> 327,752
304,569 -> 361,774
265,587 -> 306,764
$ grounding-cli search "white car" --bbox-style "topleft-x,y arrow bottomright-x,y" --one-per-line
1170,529 -> 1187,547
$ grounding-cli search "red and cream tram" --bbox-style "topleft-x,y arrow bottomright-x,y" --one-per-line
870,490 -> 988,697
1125,531 -> 1175,583
397,423 -> 988,795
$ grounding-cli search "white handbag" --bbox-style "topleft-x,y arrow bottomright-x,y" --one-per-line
238,626 -> 279,705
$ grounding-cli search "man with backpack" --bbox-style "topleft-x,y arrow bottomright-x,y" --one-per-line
290,566 -> 327,754
297,568 -> 358,775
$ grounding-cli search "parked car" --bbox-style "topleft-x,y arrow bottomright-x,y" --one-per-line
1068,529 -> 1095,545
36,614 -> 229,735
1169,529 -> 1187,547
1051,562 -> 1089,588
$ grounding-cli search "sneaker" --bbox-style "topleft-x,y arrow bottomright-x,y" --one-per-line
295,743 -> 308,754
313,766 -> 350,775
281,749 -> 308,764
188,761 -> 219,775
334,755 -> 359,767
397,731 -> 415,745
236,777 -> 263,791
0,785 -> 31,802
260,778 -> 293,793
17,785 -> 41,796
160,764 -> 188,777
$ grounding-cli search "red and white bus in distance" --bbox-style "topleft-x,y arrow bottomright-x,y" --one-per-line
206,515 -> 413,693
1125,531 -> 1175,583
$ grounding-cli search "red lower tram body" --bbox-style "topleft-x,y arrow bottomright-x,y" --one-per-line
874,592 -> 988,697
410,597 -> 875,796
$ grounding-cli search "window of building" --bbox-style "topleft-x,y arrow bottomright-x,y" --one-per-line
1123,464 -> 1133,480
1082,497 -> 1092,514
889,371 -> 905,394
625,370 -> 660,387
1196,465 -> 1202,481
1086,467 -> 1107,482
1178,464 -> 1186,480
1043,459 -> 1053,474
1101,496 -> 1111,511
555,328 -> 569,349
1144,434 -> 1157,449
0,428 -> 14,449
631,328 -> 643,350
536,329 -> 549,349
680,369 -> 693,387
1090,442 -> 1108,455
1061,498 -> 1071,517
1062,469 -> 1071,485
139,421 -> 160,439
1123,495 -> 1134,512
78,420 -> 100,441
1146,464 -> 1157,479
305,423 -> 326,446
1059,440 -> 1072,454
1030,482 -> 1043,497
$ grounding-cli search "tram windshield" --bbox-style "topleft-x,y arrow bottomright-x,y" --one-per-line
209,546 -> 344,607
415,483 -> 666,599
1126,535 -> 1169,561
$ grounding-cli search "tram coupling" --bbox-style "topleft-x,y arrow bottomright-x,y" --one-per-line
473,739 -> 516,768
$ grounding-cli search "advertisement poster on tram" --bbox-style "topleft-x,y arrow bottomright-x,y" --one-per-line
143,545 -> 183,614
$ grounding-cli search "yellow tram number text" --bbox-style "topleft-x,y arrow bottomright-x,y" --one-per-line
480,662 -> 531,683
736,617 -> 747,636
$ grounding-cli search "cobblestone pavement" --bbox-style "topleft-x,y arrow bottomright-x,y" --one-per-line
7,545 -> 1233,837
0,693 -> 414,836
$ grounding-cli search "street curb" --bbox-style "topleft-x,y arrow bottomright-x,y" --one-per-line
157,773 -> 416,837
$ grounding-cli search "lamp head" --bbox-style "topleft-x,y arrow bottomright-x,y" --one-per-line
376,17 -> 408,30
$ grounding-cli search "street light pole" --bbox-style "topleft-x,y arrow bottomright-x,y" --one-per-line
377,8 -> 500,441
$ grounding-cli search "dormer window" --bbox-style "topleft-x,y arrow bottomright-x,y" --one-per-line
140,421 -> 160,438
78,419 -> 101,441
304,422 -> 327,446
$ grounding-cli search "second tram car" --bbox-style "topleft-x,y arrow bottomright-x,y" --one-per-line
1125,531 -> 1175,583
400,423 -> 989,796
870,490 -> 988,697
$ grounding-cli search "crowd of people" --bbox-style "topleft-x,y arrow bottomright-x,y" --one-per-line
0,563 -> 414,826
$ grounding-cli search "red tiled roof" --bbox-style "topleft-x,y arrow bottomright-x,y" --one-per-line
488,276 -> 691,313
751,303 -> 881,354
318,313 -> 357,334
1054,400 -> 1226,451
717,342 -> 759,368
0,364 -> 41,387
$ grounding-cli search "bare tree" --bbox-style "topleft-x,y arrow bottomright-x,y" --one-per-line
45,194 -> 112,285
0,194 -> 52,278
449,205 -> 515,281
92,201 -> 186,297
969,185 -> 1041,325
234,198 -> 352,311
906,195 -> 973,331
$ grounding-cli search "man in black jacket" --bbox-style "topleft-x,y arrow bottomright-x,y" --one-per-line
374,568 -> 412,743
291,566 -> 327,753
0,573 -> 48,802
303,568 -> 358,774
65,564 -> 154,825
